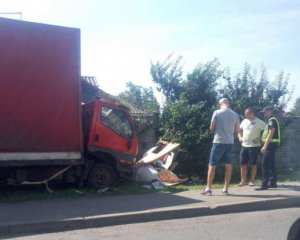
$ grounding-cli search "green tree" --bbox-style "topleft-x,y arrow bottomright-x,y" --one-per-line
151,55 -> 183,103
118,82 -> 160,141
291,97 -> 300,116
119,82 -> 160,115
219,64 -> 293,116
151,57 -> 222,175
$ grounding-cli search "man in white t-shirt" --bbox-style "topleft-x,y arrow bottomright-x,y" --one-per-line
238,107 -> 265,186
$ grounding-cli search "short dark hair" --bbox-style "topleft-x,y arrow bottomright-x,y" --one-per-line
245,107 -> 254,113
219,98 -> 230,105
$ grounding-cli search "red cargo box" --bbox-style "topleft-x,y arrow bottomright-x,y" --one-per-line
0,17 -> 82,165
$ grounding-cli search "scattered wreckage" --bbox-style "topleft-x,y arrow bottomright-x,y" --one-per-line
135,141 -> 187,189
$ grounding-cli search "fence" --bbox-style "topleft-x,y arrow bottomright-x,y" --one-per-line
138,117 -> 300,173
276,117 -> 300,171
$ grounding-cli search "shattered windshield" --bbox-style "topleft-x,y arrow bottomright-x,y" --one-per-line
101,106 -> 133,139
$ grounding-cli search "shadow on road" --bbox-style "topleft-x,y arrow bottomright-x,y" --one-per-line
0,192 -> 202,224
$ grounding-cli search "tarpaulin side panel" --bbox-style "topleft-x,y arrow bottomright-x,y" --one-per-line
0,17 -> 82,156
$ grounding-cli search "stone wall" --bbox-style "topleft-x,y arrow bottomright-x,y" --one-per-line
276,117 -> 300,171
232,117 -> 300,171
137,117 -> 300,172
137,125 -> 157,159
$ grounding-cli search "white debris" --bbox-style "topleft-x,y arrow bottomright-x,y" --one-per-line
135,141 -> 186,188
135,165 -> 159,183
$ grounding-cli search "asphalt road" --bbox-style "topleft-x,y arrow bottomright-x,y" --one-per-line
4,208 -> 300,240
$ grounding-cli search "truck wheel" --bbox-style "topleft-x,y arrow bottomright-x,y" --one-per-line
87,163 -> 116,189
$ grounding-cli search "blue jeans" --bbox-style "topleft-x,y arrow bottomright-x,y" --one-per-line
209,144 -> 233,166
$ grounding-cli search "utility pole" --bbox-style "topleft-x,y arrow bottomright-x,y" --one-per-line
0,12 -> 22,20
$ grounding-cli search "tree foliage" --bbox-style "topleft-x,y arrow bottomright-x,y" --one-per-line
119,81 -> 160,114
291,97 -> 300,116
219,64 -> 293,115
151,55 -> 183,102
118,82 -> 160,137
151,57 -> 222,175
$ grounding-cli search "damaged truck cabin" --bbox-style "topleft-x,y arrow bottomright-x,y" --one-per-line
0,17 -> 139,189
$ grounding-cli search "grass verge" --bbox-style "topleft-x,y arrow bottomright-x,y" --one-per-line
0,181 -> 220,203
0,170 -> 298,203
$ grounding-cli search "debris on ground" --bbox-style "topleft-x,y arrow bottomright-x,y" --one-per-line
183,176 -> 205,185
142,184 -> 153,189
151,180 -> 165,190
135,140 -> 187,189
97,187 -> 117,193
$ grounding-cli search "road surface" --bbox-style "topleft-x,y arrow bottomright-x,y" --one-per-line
4,208 -> 300,240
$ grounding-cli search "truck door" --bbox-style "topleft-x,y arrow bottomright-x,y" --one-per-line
91,102 -> 138,158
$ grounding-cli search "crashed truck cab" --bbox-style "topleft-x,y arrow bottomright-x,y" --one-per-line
82,99 -> 139,188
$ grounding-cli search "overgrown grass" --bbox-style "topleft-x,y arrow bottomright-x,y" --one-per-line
0,181 -> 220,203
0,170 -> 298,203
0,182 -> 157,203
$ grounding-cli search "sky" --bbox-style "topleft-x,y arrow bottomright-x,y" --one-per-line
1,0 -> 299,110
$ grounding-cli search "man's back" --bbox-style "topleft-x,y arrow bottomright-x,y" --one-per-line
212,108 -> 240,144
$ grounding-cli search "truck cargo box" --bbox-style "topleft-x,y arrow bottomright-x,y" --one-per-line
0,17 -> 82,165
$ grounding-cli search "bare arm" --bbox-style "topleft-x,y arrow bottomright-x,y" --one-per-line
235,122 -> 242,141
210,121 -> 216,132
238,128 -> 243,142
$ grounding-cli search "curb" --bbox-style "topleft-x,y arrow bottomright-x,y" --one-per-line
1,196 -> 299,237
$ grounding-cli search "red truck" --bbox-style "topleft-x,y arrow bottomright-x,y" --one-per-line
0,17 -> 139,189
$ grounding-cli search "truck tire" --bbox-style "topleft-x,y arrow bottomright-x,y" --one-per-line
87,163 -> 116,189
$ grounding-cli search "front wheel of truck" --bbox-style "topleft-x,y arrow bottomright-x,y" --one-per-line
87,163 -> 116,189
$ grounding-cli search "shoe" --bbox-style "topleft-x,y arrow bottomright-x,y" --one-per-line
222,189 -> 229,195
249,182 -> 255,187
268,183 -> 277,188
255,186 -> 268,191
201,189 -> 212,196
237,182 -> 247,187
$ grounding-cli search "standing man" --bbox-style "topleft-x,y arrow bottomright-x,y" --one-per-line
238,107 -> 265,187
256,106 -> 281,190
201,98 -> 240,196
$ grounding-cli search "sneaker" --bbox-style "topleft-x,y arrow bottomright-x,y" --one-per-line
201,189 -> 212,196
222,189 -> 229,195
255,186 -> 268,191
268,183 -> 277,188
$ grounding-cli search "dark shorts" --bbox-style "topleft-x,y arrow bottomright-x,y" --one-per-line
209,143 -> 233,166
239,146 -> 261,165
